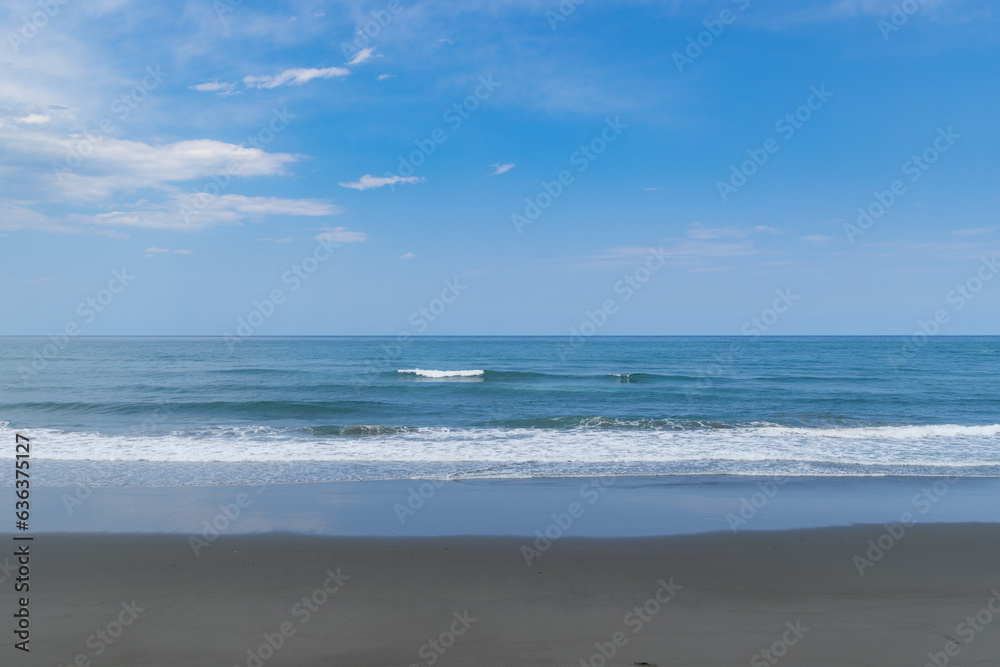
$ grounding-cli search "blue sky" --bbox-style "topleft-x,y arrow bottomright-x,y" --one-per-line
1,0 -> 998,335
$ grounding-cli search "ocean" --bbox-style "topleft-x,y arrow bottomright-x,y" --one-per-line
3,336 -> 1000,486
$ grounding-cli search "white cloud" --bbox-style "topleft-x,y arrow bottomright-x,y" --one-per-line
686,223 -> 751,240
685,223 -> 780,240
315,227 -> 368,243
1,129 -> 300,201
399,252 -> 417,260
208,194 -> 341,217
338,174 -> 424,191
377,73 -> 392,81
78,194 -> 342,231
347,47 -> 375,66
145,246 -> 193,257
15,114 -> 50,124
0,203 -> 57,231
690,266 -> 734,273
190,81 -> 237,95
243,67 -> 349,89
800,234 -> 834,243
488,162 -> 515,176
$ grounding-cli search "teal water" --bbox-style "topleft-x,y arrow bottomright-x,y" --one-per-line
3,336 -> 1000,485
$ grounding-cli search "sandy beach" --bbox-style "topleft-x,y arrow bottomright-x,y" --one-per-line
5,522 -> 999,666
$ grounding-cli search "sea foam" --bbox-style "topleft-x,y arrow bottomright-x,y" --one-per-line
398,368 -> 485,378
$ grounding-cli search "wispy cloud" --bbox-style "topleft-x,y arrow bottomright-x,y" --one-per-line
76,194 -> 342,232
243,67 -> 350,89
3,127 -> 300,202
339,174 -> 424,191
488,162 -> 515,176
145,246 -> 192,257
686,223 -> 751,240
189,81 -> 237,95
347,47 -> 375,66
952,226 -> 998,236
399,252 -> 417,260
315,227 -> 368,243
686,223 -> 779,240
15,114 -> 50,124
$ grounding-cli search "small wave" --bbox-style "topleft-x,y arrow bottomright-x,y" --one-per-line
485,416 -> 741,430
309,425 -> 419,437
753,423 -> 1000,440
610,373 -> 657,382
398,369 -> 485,378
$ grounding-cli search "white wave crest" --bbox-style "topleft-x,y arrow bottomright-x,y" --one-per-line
398,368 -> 485,378
5,422 -> 1000,469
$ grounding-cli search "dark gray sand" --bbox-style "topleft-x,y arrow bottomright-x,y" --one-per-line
5,523 -> 1000,666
